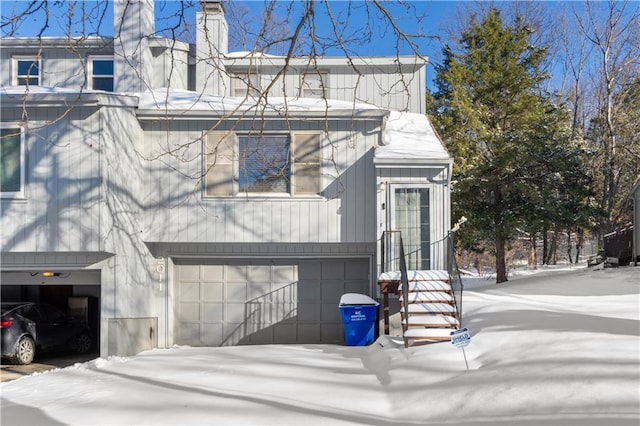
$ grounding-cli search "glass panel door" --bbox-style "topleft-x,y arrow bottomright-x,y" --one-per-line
392,187 -> 430,270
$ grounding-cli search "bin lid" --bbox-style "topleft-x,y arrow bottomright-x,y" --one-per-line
339,293 -> 378,306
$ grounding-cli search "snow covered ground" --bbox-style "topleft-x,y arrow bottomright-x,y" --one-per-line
1,265 -> 638,425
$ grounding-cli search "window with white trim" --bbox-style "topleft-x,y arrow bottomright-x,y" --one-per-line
14,57 -> 40,86
89,57 -> 114,91
231,72 -> 260,97
0,127 -> 25,198
300,71 -> 328,98
204,131 -> 321,197
239,135 -> 290,193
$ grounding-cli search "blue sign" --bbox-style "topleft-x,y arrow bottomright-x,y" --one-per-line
450,328 -> 471,348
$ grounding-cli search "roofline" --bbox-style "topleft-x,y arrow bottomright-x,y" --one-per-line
0,36 -> 113,50
223,55 -> 427,70
0,91 -> 139,108
373,157 -> 453,168
137,108 -> 389,121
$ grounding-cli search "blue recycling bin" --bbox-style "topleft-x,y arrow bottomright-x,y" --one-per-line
339,293 -> 380,346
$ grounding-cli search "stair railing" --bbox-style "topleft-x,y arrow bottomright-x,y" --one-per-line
398,235 -> 410,331
380,230 -> 402,274
446,233 -> 464,326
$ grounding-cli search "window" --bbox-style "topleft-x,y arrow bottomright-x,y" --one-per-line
0,127 -> 25,198
204,132 -> 321,197
291,133 -> 321,195
239,135 -> 290,193
14,57 -> 40,86
90,57 -> 114,91
392,187 -> 430,270
300,72 -> 328,98
231,72 -> 260,97
204,132 -> 236,197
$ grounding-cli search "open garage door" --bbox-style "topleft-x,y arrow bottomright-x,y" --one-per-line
173,258 -> 371,346
0,270 -> 101,347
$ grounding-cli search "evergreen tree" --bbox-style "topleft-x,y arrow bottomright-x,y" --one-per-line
432,9 -> 592,282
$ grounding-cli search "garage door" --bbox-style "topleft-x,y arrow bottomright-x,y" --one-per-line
174,259 -> 370,346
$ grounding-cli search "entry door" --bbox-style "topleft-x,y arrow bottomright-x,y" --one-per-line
389,185 -> 431,270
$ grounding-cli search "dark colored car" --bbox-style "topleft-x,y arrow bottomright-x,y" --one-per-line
1,302 -> 93,365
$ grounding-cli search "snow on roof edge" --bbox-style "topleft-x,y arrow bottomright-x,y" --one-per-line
376,111 -> 451,160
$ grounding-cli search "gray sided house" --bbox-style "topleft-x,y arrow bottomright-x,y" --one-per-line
0,1 -> 452,356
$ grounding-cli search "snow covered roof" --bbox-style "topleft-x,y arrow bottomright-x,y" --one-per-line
375,111 -> 451,165
137,88 -> 387,120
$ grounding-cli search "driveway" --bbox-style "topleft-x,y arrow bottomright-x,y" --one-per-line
1,351 -> 98,382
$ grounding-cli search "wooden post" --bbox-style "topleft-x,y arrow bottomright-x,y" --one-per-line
378,280 -> 399,335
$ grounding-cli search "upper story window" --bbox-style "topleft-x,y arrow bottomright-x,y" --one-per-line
203,131 -> 321,197
0,127 -> 25,198
231,72 -> 260,97
239,135 -> 290,193
89,57 -> 114,91
300,71 -> 328,98
14,57 -> 40,86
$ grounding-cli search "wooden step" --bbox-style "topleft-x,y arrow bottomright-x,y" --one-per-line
400,291 -> 454,303
406,315 -> 460,327
378,270 -> 450,282
403,328 -> 455,340
402,303 -> 456,314
403,280 -> 452,292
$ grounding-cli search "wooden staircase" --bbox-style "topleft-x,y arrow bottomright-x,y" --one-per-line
378,270 -> 461,347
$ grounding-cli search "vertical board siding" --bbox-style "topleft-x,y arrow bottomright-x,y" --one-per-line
377,167 -> 451,270
233,64 -> 424,114
1,106 -> 103,252
143,119 -> 380,245
0,45 -> 111,89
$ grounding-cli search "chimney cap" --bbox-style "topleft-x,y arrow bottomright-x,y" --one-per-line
202,1 -> 224,14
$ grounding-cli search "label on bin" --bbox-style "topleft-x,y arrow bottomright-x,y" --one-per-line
351,310 -> 367,321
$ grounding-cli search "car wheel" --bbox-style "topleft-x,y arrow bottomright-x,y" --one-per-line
10,336 -> 35,365
70,333 -> 92,354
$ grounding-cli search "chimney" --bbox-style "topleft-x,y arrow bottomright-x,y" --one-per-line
113,0 -> 154,93
196,1 -> 229,95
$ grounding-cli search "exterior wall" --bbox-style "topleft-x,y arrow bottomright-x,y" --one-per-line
96,104 -> 167,355
150,41 -> 190,90
0,39 -> 113,89
376,166 -> 451,271
142,118 -> 380,244
0,105 -> 103,252
225,61 -> 426,114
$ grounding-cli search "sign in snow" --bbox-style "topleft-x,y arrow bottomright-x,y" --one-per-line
450,328 -> 471,348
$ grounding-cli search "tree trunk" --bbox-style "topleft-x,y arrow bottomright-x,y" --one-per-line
496,232 -> 508,283
575,228 -> 584,264
543,230 -> 549,265
549,230 -> 558,265
528,235 -> 537,268
567,232 -> 573,264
